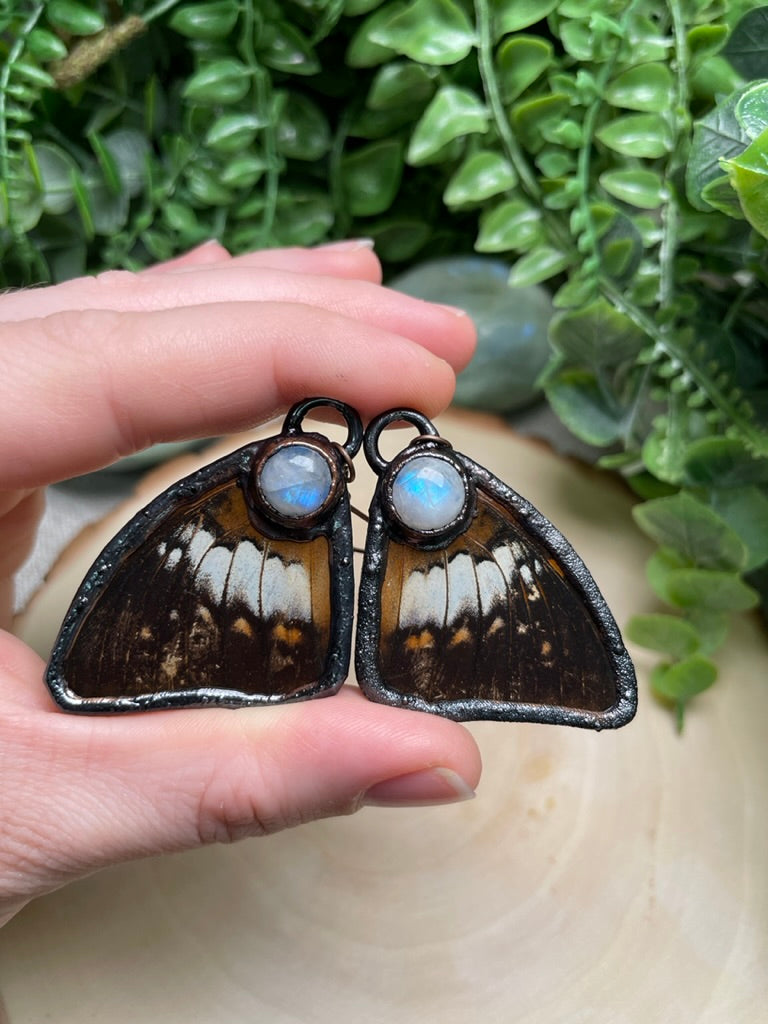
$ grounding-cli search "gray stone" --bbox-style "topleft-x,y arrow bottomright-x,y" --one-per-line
389,256 -> 554,412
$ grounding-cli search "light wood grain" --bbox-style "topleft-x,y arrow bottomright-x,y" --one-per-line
3,411 -> 766,1022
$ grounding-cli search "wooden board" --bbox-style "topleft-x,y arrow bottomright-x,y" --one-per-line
2,411 -> 766,1021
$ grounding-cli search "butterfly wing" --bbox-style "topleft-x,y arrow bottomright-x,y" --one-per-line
46,442 -> 354,712
356,455 -> 636,728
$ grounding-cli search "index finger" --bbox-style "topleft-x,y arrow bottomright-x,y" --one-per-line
0,300 -> 460,487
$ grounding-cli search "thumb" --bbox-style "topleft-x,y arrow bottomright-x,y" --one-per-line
0,634 -> 481,918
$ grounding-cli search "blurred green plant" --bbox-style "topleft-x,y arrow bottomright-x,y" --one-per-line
2,0 -> 768,726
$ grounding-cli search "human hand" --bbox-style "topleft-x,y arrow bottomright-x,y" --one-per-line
0,241 -> 481,928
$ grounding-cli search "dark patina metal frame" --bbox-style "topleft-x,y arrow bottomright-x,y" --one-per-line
355,410 -> 638,730
46,399 -> 362,714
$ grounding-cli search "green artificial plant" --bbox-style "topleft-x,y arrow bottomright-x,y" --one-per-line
2,0 -> 768,726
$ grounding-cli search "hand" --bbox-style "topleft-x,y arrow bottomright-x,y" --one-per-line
0,241 -> 481,928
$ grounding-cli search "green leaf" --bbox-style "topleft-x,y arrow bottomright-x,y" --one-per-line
735,81 -> 768,140
599,169 -> 667,209
12,61 -> 56,89
204,113 -> 266,153
686,88 -> 750,211
599,212 -> 643,280
162,200 -> 202,236
271,193 -> 334,246
651,656 -> 717,703
444,150 -> 517,207
604,63 -> 675,113
722,6 -> 768,79
89,177 -> 130,235
220,155 -> 266,189
26,28 -> 68,62
346,5 -> 402,67
552,272 -> 599,309
490,0 -> 558,34
722,128 -> 768,238
543,368 -> 623,446
349,103 -> 424,140
341,139 -> 404,215
665,568 -> 759,611
682,437 -> 768,488
368,218 -> 431,261
70,168 -> 95,239
647,546 -> 688,604
182,60 -> 251,105
103,130 -> 150,199
710,486 -> 768,571
475,199 -> 542,253
46,0 -> 105,35
596,113 -> 673,158
507,246 -> 570,287
89,133 -> 122,195
169,1 -> 239,40
32,142 -> 76,215
633,491 -> 747,571
407,87 -> 488,165
370,0 -> 475,65
367,62 -> 437,110
686,609 -> 729,655
275,93 -> 331,160
699,174 -> 744,218
626,613 -> 700,659
512,94 -> 570,154
549,298 -> 647,365
687,23 -> 728,62
495,36 -> 553,104
344,0 -> 385,12
258,22 -> 320,75
185,166 -> 234,205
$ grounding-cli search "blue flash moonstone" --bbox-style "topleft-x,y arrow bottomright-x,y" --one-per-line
392,455 -> 465,532
260,444 -> 332,517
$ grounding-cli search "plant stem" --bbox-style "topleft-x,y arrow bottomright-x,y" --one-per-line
600,277 -> 768,456
142,0 -> 184,24
240,0 -> 278,241
658,0 -> 689,313
574,0 -> 641,277
473,0 -> 572,256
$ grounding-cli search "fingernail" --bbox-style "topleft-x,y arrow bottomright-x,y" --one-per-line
363,768 -> 476,808
317,238 -> 376,252
436,302 -> 468,317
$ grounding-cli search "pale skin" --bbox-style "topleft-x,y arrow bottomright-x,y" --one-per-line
0,239 -> 482,928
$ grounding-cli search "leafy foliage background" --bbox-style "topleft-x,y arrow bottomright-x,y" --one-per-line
2,0 -> 768,724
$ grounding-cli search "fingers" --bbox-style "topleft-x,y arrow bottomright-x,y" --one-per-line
141,239 -> 231,273
1,241 -> 383,321
201,239 -> 383,283
0,265 -> 469,370
0,299 -> 466,486
0,634 -> 481,915
144,239 -> 382,283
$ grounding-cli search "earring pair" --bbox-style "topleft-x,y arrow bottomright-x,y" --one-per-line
46,398 -> 637,729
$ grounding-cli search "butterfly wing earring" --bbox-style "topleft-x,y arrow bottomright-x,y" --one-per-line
355,409 -> 637,729
46,398 -> 362,713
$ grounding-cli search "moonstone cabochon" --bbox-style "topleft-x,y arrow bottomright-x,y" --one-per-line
391,455 -> 466,532
259,443 -> 333,518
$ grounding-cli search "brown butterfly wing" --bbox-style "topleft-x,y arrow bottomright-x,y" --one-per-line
357,465 -> 636,728
47,444 -> 346,711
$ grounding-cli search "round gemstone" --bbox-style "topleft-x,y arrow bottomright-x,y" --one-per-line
259,444 -> 332,518
391,455 -> 466,532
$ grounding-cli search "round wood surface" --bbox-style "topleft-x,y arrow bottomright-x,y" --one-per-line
3,411 -> 766,1022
